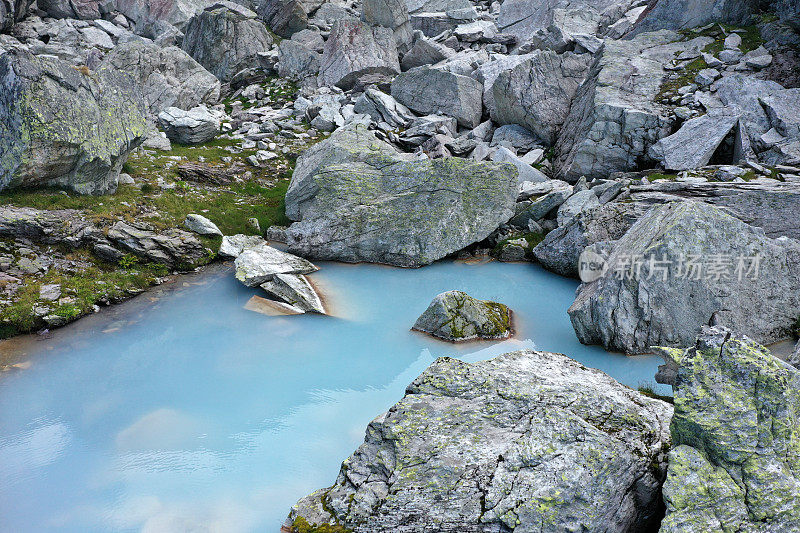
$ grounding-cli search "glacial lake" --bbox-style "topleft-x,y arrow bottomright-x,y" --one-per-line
0,260 -> 667,532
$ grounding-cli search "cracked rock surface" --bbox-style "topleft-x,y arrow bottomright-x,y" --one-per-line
287,349 -> 673,533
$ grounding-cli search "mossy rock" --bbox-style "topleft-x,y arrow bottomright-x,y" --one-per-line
412,290 -> 512,342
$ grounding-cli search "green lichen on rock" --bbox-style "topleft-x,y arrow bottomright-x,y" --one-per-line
657,326 -> 800,532
0,47 -> 148,195
284,124 -> 518,267
286,350 -> 673,532
412,290 -> 512,342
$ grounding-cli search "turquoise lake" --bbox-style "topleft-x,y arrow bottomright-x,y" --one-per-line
0,260 -> 667,532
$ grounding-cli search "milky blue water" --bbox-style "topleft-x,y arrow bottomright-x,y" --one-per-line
0,260 -> 667,532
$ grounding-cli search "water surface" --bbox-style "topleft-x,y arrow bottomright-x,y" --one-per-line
0,260 -> 666,532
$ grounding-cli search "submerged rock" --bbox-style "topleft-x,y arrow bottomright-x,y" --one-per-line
234,245 -> 318,286
657,327 -> 800,532
0,48 -> 148,195
412,290 -> 511,341
569,201 -> 800,354
288,349 -> 672,532
285,152 -> 518,267
260,273 -> 325,314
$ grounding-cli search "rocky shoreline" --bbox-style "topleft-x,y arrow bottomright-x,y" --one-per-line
2,0 -> 800,530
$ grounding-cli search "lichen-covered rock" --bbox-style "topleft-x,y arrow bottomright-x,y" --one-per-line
184,213 -> 222,236
1,0 -> 34,31
99,40 -> 220,117
234,245 -> 318,286
491,50 -> 591,145
181,1 -> 273,82
554,31 -> 711,182
656,327 -> 800,533
412,290 -> 511,341
391,66 -> 483,128
0,48 -> 148,195
285,141 -> 518,267
287,349 -> 673,532
569,201 -> 800,354
317,19 -> 400,91
285,123 -> 406,221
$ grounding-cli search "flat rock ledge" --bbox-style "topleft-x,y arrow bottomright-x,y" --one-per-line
412,290 -> 512,342
287,349 -> 673,533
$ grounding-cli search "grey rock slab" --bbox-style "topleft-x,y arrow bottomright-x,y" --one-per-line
629,0 -> 755,36
412,290 -> 511,341
107,221 -> 208,268
234,245 -> 318,286
288,349 -> 673,533
556,188 -> 600,227
285,123 -> 407,221
391,65 -> 483,128
259,0 -> 308,38
218,234 -> 267,258
491,146 -> 547,184
568,201 -> 800,353
260,273 -> 325,314
648,110 -> 741,171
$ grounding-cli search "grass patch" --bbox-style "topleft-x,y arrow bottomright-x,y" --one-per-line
0,250 -> 170,338
646,172 -> 679,182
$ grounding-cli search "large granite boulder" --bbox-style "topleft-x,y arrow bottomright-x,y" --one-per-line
391,66 -> 483,128
287,349 -> 673,532
657,327 -> 800,533
276,39 -> 320,83
569,201 -> 800,354
317,19 -> 400,91
412,290 -> 512,341
774,0 -> 800,29
629,0 -> 757,36
285,123 -> 406,221
258,0 -> 308,38
0,48 -> 147,195
554,31 -> 711,182
491,50 -> 591,145
285,128 -> 518,267
100,40 -> 220,117
181,1 -> 273,82
474,53 -> 535,118
496,0 -> 633,43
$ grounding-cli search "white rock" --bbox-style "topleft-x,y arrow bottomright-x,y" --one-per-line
234,246 -> 319,286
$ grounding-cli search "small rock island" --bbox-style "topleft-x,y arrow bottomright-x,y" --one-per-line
412,290 -> 512,342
